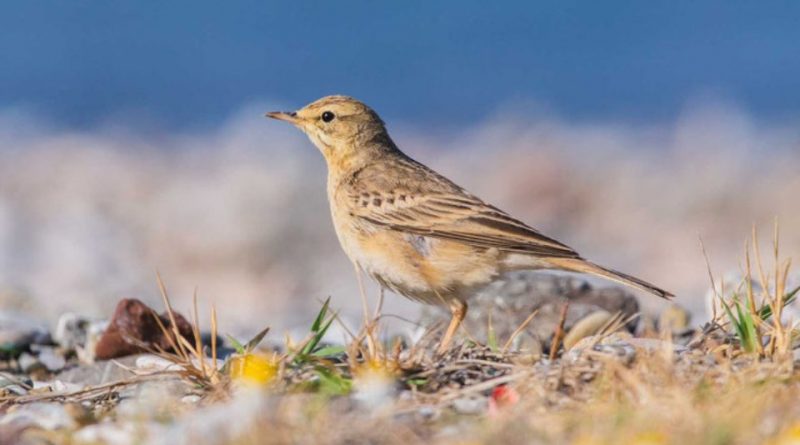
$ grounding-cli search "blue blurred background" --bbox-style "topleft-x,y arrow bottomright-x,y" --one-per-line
2,1 -> 799,130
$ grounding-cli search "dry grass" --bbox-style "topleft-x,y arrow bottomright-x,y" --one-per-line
3,227 -> 800,445
174,226 -> 800,444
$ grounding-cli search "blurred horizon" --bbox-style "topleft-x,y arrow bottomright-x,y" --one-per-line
1,97 -> 799,337
2,2 -> 800,131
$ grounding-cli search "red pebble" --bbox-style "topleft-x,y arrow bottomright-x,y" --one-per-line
95,298 -> 194,360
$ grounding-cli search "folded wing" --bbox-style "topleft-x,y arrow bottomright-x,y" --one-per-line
352,188 -> 581,259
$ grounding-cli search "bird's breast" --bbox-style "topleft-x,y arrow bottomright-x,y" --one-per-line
331,219 -> 502,305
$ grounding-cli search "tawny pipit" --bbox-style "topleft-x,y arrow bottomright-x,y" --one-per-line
267,96 -> 672,353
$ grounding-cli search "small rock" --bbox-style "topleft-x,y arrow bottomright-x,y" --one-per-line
74,422 -> 146,445
63,402 -> 94,426
452,396 -> 488,415
567,333 -> 637,365
191,356 -> 225,372
0,374 -> 29,396
32,346 -> 67,372
54,313 -> 90,350
18,352 -> 41,373
0,373 -> 31,389
54,313 -> 108,362
0,384 -> 27,396
658,304 -> 692,333
135,354 -> 184,373
625,337 -> 687,354
56,356 -> 138,386
181,394 -> 202,404
31,380 -> 85,393
595,343 -> 636,365
0,403 -> 76,430
94,298 -> 194,360
416,405 -> 440,420
455,274 -> 641,347
416,406 -> 442,422
0,312 -> 51,357
52,380 -> 85,393
563,310 -> 613,350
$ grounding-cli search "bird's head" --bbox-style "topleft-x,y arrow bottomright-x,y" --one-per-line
267,95 -> 390,169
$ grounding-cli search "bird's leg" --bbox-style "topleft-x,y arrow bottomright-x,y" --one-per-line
373,286 -> 385,320
353,263 -> 370,324
437,300 -> 467,355
353,263 -> 377,356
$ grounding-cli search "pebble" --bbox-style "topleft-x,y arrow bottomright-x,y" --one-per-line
568,332 -> 631,351
56,356 -> 138,386
0,402 -> 76,431
0,311 -> 51,355
416,405 -> 440,420
563,310 -> 613,350
95,298 -> 194,360
32,379 -> 85,393
658,304 -> 692,333
0,384 -> 28,396
18,352 -> 40,373
191,356 -> 225,372
54,312 -> 109,363
64,402 -> 95,426
32,345 -> 67,372
54,313 -> 91,350
566,335 -> 637,365
74,422 -> 149,445
181,394 -> 202,404
0,373 -> 31,389
135,354 -> 184,373
17,346 -> 67,376
451,396 -> 488,415
566,334 -> 688,366
115,380 -> 190,420
625,338 -> 688,354
451,274 -> 642,348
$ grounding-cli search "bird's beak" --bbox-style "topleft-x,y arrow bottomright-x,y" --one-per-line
265,111 -> 299,124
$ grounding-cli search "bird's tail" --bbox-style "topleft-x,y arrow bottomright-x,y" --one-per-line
546,258 -> 673,299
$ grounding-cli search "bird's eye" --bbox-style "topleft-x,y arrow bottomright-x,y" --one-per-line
321,111 -> 335,123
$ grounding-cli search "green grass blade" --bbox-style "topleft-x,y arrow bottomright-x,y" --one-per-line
314,366 -> 352,395
720,297 -> 748,350
311,345 -> 347,357
244,326 -> 271,353
735,299 -> 759,352
225,334 -> 246,355
311,297 -> 331,333
758,285 -> 800,320
301,315 -> 335,357
487,325 -> 498,352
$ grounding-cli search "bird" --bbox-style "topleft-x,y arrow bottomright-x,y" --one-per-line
267,95 -> 672,354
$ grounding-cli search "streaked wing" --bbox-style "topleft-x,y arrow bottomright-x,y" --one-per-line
347,169 -> 580,259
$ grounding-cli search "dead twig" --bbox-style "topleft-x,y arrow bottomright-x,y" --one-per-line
549,302 -> 570,361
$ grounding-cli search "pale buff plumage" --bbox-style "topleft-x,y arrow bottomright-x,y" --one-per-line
267,95 -> 672,353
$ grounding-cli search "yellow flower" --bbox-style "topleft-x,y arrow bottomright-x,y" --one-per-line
229,353 -> 278,386
353,358 -> 397,379
571,434 -> 603,445
770,422 -> 800,445
629,431 -> 667,445
352,358 -> 398,408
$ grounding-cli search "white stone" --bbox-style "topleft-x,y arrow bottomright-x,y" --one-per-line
0,402 -> 76,430
135,354 -> 184,373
